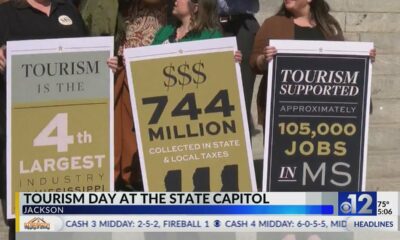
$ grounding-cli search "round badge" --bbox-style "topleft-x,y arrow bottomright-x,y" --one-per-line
58,15 -> 73,26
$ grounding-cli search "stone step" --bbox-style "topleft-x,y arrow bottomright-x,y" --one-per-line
372,55 -> 400,76
366,177 -> 400,191
366,153 -> 400,179
368,125 -> 400,152
361,33 -> 400,54
346,13 -> 400,32
331,0 -> 400,13
370,99 -> 400,124
371,75 -> 400,99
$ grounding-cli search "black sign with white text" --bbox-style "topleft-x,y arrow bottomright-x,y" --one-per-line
264,53 -> 371,191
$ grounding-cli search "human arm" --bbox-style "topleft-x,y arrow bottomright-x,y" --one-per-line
370,48 -> 376,63
107,56 -> 119,73
249,18 -> 272,74
0,5 -> 7,75
234,50 -> 242,63
0,46 -> 5,74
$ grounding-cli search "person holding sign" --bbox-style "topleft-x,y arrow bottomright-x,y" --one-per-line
250,0 -> 376,127
250,0 -> 345,128
109,0 -> 170,191
249,1 -> 376,238
0,0 -> 87,239
106,0 -> 242,189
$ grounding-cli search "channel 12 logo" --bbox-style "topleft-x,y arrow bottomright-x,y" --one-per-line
338,192 -> 377,216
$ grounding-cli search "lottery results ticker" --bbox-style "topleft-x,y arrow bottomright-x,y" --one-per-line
16,192 -> 398,232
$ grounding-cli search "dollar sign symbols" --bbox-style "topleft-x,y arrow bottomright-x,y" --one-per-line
177,62 -> 191,90
192,60 -> 207,88
163,63 -> 177,91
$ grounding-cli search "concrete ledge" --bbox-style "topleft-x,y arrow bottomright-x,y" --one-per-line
346,13 -> 400,32
368,126 -> 400,152
367,153 -> 400,179
366,177 -> 400,191
331,0 -> 400,13
372,55 -> 400,75
370,99 -> 400,124
371,75 -> 400,99
361,33 -> 400,54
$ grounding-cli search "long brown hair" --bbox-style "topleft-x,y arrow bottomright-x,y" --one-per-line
189,0 -> 220,33
276,0 -> 342,38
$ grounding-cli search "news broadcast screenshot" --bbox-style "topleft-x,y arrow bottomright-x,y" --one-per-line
0,0 -> 399,240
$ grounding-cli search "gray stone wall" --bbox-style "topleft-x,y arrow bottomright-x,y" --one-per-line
256,0 -> 400,191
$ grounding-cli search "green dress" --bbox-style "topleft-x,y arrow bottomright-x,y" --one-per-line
152,25 -> 223,45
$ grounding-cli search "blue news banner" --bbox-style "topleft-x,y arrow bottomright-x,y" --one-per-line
16,192 -> 398,232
